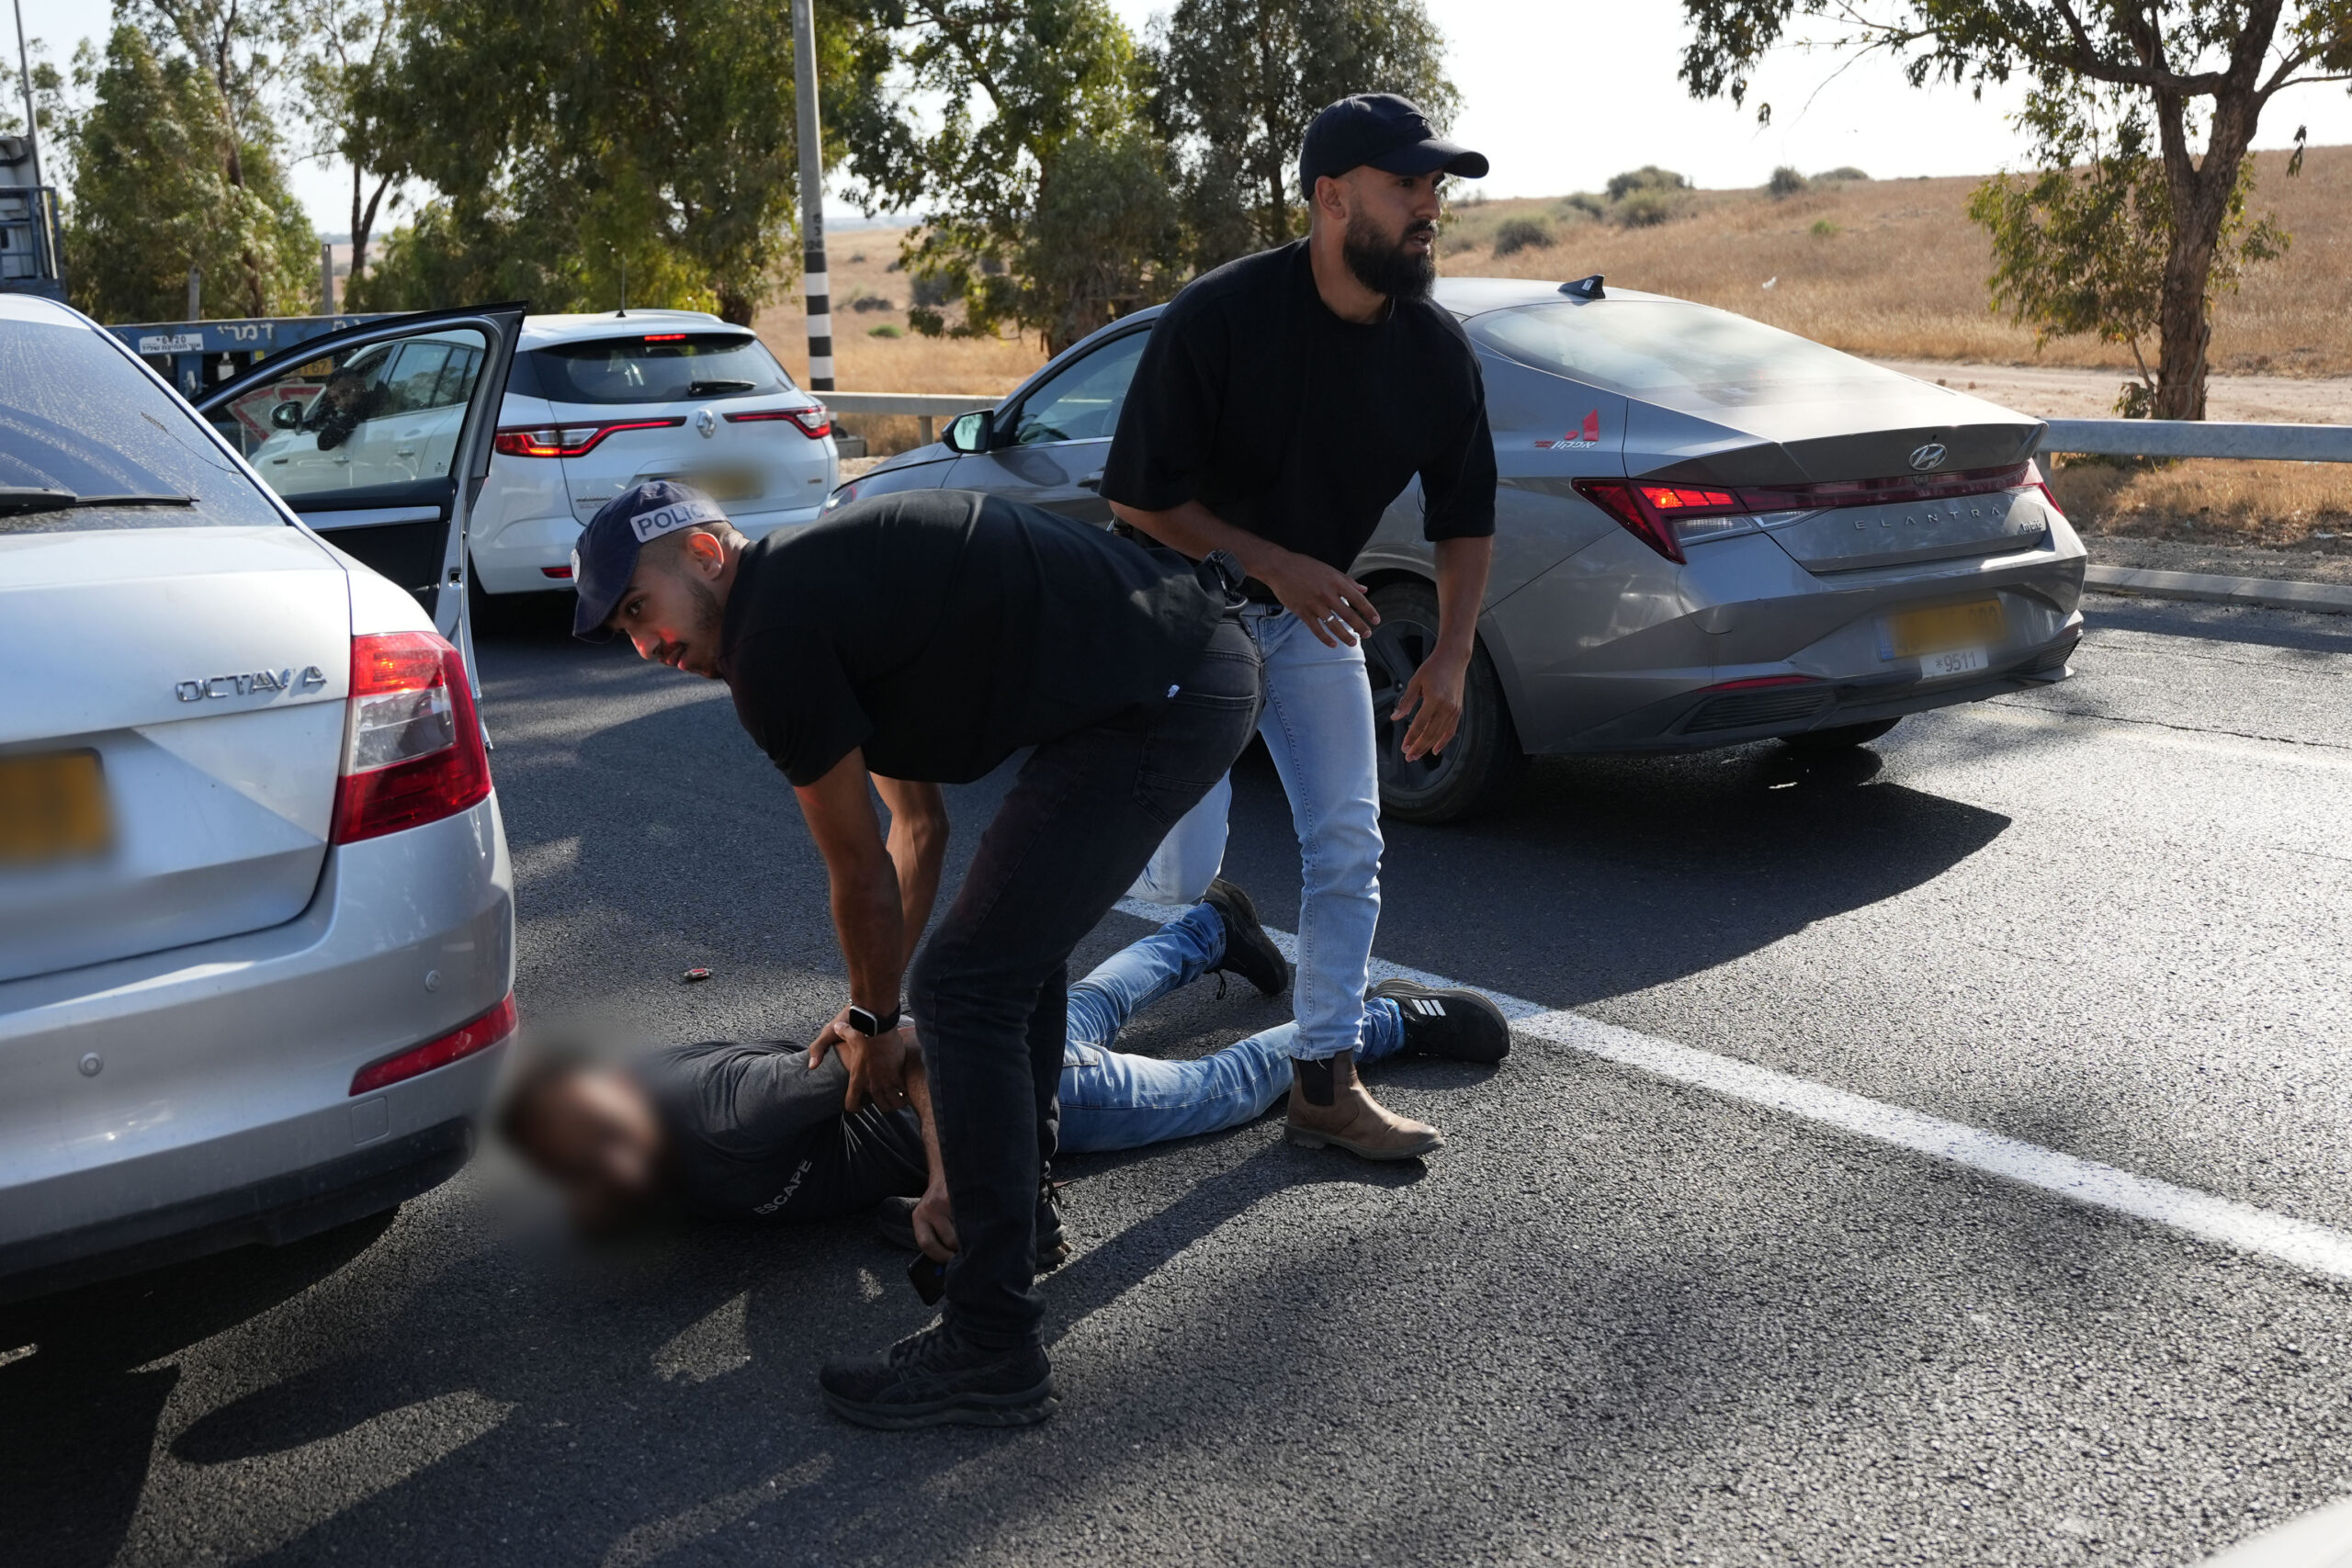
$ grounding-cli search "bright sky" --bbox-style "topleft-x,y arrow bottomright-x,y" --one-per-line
16,0 -> 2352,229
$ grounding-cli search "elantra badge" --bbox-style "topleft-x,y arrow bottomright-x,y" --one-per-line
1908,443 -> 1948,471
175,667 -> 328,703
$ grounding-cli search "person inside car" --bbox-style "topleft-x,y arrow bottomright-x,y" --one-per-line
500,886 -> 1508,1252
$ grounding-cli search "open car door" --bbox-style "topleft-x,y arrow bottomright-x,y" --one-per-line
196,303 -> 525,683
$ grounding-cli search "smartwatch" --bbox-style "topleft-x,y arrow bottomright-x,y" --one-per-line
846,1003 -> 902,1037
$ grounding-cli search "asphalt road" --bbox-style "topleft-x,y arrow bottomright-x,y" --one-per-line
6,592 -> 2351,1568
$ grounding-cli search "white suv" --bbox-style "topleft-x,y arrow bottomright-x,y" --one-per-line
469,310 -> 837,595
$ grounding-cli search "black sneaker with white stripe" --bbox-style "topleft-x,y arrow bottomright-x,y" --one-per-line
1371,977 -> 1511,1064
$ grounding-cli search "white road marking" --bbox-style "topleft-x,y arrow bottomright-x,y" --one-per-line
2196,1495 -> 2352,1567
1118,896 -> 2352,1282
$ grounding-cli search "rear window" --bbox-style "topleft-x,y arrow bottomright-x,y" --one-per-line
0,303 -> 284,533
528,332 -> 793,405
1470,299 -> 1917,416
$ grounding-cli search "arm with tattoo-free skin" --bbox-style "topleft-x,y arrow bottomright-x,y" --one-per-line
901,1046 -> 956,1261
1391,535 -> 1495,761
794,748 -> 913,1111
871,775 -> 948,967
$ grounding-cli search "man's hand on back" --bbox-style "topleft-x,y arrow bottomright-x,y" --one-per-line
809,1013 -> 913,1113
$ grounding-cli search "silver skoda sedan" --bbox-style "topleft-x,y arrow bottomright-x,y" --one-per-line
0,295 -> 518,1301
831,276 -> 2086,821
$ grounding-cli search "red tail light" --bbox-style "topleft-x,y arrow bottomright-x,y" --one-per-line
1577,463 -> 2035,565
725,406 -> 831,438
332,631 -> 492,843
492,417 -> 686,458
351,994 -> 517,1095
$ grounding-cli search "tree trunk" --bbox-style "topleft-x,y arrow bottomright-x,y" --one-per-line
352,171 -> 390,284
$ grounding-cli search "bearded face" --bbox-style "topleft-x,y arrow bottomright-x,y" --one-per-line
1340,203 -> 1439,302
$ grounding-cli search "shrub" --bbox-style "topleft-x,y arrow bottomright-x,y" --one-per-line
847,294 -> 895,313
1491,217 -> 1553,257
1768,165 -> 1808,197
1616,190 -> 1684,228
1559,192 -> 1608,220
1606,165 -> 1688,201
1810,218 -> 1839,238
868,323 -> 903,338
1814,166 -> 1870,182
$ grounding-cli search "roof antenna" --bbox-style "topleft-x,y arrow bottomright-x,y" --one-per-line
1561,274 -> 1605,300
616,252 -> 628,317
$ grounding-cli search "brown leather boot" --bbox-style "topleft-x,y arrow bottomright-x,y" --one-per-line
1285,1049 -> 1443,1160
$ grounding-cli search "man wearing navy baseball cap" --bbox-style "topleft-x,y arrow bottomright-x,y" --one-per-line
572,479 -> 1261,1428
1099,92 -> 1502,1162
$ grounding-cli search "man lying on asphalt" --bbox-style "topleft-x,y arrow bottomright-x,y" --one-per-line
499,884 -> 1510,1251
1101,91 -> 1498,1163
571,479 -> 1260,1428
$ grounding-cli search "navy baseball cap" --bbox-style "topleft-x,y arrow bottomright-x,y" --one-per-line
1298,93 -> 1488,192
571,479 -> 731,640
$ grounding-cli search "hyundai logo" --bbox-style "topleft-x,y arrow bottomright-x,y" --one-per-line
1908,442 -> 1948,472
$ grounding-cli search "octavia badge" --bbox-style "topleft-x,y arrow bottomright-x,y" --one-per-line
1908,442 -> 1948,472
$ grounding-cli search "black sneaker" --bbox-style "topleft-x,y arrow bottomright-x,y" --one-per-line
820,1320 -> 1057,1429
1203,877 -> 1289,998
872,1188 -> 1070,1272
1371,977 -> 1512,1064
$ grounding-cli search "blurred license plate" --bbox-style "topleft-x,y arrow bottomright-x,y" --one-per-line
655,469 -> 763,502
0,750 -> 111,866
1883,598 -> 2004,660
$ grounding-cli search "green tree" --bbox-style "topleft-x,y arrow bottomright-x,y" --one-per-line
839,0 -> 1170,350
1150,0 -> 1457,265
356,0 -> 865,322
1677,0 -> 2352,420
1966,103 -> 2287,413
296,0 -> 404,288
62,23 -> 317,321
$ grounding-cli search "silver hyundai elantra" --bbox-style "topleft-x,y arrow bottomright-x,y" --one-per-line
0,295 -> 520,1301
832,276 -> 2086,821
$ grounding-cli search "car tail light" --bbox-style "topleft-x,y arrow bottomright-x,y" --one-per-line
824,479 -> 862,513
1577,462 -> 2037,565
332,631 -> 492,844
492,417 -> 686,457
351,994 -> 517,1095
540,565 -> 573,579
725,406 -> 831,438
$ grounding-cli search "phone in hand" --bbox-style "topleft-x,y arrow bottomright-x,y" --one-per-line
909,1254 -> 946,1305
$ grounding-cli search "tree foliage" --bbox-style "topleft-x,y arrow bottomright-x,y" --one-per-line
296,0 -> 404,287
355,0 -> 869,322
838,0 -> 1181,351
62,18 -> 319,321
1677,0 -> 2352,418
1149,0 -> 1457,267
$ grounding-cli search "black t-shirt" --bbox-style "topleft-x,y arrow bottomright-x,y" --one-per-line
632,1042 -> 928,1222
719,490 -> 1225,786
1099,239 -> 1497,573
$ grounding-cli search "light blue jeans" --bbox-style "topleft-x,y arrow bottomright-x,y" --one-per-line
1057,904 -> 1406,1155
1129,604 -> 1384,1062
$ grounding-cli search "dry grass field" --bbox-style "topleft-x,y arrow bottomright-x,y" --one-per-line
759,152 -> 2352,551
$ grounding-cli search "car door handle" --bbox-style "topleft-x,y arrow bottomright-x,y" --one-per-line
1078,471 -> 1104,491
396,447 -> 417,457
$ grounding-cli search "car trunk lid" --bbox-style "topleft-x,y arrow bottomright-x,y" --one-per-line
0,525 -> 350,983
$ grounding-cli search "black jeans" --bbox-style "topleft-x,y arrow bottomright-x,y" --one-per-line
910,615 -> 1261,1348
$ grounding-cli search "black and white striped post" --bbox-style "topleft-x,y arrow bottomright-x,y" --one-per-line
789,0 -> 831,392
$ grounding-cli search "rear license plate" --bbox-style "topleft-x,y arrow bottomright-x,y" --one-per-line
652,469 -> 763,503
0,750 -> 111,866
1882,598 -> 2004,660
1919,646 -> 1991,680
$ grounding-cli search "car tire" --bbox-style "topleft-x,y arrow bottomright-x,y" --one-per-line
1781,716 -> 1903,753
1363,579 -> 1523,825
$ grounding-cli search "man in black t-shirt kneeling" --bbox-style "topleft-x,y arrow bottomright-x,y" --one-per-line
571,480 -> 1260,1428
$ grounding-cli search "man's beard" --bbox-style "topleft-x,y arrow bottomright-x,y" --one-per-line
676,571 -> 728,675
1341,212 -> 1438,302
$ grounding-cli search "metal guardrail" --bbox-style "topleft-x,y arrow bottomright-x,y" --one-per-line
820,389 -> 999,444
2040,419 -> 2352,463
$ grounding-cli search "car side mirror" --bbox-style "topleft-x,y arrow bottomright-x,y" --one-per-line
943,410 -> 993,453
271,400 -> 304,430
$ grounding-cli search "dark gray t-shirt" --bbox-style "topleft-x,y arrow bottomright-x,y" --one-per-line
632,1042 -> 927,1222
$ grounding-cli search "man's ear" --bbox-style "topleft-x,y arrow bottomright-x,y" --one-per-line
1313,172 -> 1350,226
681,528 -> 729,577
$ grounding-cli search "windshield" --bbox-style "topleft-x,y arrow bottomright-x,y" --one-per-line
1470,299 -> 1917,416
530,333 -> 793,405
0,301 -> 284,533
